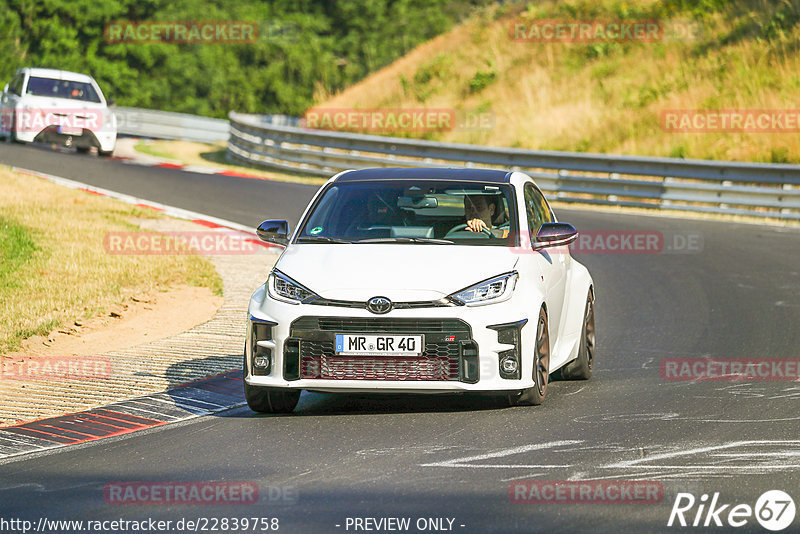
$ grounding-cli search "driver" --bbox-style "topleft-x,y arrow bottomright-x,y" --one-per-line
463,194 -> 509,237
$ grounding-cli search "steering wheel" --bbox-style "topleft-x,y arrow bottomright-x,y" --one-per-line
444,223 -> 493,239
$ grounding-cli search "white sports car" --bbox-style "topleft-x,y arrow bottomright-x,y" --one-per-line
245,168 -> 595,412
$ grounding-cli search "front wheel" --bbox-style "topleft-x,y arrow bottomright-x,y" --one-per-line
558,291 -> 595,380
243,354 -> 300,413
508,307 -> 549,406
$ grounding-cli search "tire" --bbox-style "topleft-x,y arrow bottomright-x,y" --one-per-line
76,147 -> 91,154
98,149 -> 113,157
558,291 -> 595,380
243,353 -> 300,413
508,307 -> 550,406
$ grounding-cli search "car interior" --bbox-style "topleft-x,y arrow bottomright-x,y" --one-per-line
333,187 -> 512,242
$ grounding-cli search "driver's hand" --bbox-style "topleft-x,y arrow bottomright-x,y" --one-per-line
466,218 -> 488,232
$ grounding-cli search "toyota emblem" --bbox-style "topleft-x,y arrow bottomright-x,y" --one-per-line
367,296 -> 392,314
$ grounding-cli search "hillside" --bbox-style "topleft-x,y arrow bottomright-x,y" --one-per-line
317,0 -> 800,163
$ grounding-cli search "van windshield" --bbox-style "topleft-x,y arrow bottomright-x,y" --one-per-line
26,77 -> 102,103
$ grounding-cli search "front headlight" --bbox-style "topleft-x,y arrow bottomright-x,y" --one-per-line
448,272 -> 518,306
267,270 -> 318,304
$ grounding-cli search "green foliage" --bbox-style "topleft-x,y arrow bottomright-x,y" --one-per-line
770,147 -> 790,163
0,216 -> 38,289
408,54 -> 451,102
669,144 -> 688,158
0,0 -> 488,117
468,64 -> 496,93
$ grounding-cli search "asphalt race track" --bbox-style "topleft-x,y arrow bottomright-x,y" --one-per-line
2,142 -> 800,533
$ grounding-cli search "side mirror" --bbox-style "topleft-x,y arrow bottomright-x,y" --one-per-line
256,219 -> 290,246
533,222 -> 578,250
3,84 -> 8,93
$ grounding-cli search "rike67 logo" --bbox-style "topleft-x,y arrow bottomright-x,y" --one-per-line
668,490 -> 796,531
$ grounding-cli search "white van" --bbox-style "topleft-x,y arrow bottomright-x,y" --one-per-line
0,67 -> 117,155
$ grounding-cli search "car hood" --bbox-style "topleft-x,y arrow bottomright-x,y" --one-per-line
274,244 -> 519,301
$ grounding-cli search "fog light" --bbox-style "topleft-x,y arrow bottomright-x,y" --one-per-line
489,319 -> 527,380
501,356 -> 518,374
250,316 -> 276,376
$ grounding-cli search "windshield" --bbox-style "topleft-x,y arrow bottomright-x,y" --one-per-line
25,76 -> 102,103
297,179 -> 517,246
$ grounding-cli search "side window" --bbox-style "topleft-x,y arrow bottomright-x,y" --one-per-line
8,73 -> 23,96
536,187 -> 554,224
523,183 -> 553,238
301,186 -> 339,236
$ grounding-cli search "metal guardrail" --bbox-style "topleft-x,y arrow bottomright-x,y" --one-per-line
227,111 -> 800,220
113,107 -> 229,143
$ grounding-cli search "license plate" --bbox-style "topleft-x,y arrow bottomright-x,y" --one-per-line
58,125 -> 82,135
335,334 -> 424,356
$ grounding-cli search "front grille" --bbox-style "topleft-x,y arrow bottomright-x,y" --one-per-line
299,340 -> 459,380
287,317 -> 474,382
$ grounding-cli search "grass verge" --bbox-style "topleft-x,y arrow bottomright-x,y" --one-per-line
0,166 -> 222,353
134,139 -> 326,185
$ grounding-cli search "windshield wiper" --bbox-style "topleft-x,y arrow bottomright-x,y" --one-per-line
356,237 -> 453,244
296,236 -> 352,244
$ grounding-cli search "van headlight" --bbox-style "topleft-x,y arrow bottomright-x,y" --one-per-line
448,272 -> 518,306
267,270 -> 318,304
104,110 -> 117,130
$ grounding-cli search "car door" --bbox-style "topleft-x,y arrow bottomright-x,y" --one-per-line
522,182 -> 569,363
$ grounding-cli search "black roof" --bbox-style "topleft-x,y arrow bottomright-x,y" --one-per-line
334,167 -> 512,183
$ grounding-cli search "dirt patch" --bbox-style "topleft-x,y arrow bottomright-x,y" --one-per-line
3,285 -> 222,361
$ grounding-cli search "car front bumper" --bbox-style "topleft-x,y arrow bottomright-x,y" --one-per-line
245,284 -> 539,394
29,126 -> 116,152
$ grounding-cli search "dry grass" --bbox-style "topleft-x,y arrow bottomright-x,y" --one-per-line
320,0 -> 800,163
0,166 -> 222,353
